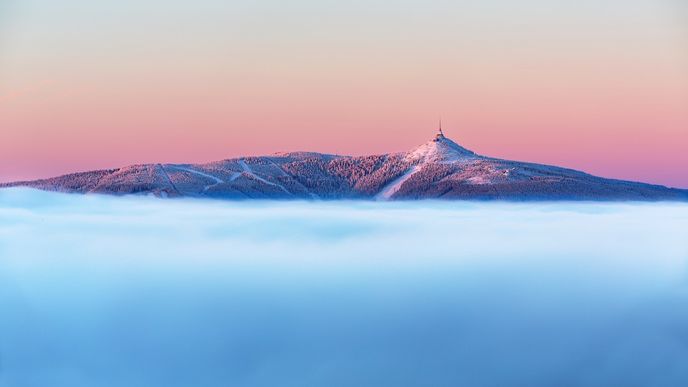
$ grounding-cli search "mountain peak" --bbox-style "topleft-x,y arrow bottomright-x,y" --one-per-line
406,132 -> 476,163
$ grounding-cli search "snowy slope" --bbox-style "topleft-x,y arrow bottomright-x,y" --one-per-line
3,132 -> 687,201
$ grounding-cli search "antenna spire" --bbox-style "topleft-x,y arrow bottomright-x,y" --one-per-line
433,117 -> 445,142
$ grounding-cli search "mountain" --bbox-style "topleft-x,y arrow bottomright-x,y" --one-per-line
3,132 -> 687,201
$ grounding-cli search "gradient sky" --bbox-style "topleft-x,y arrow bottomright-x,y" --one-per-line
1,0 -> 687,187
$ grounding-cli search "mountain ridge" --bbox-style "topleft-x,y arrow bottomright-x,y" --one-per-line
3,132 -> 687,201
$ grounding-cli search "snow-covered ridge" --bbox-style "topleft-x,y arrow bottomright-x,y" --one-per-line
3,132 -> 687,201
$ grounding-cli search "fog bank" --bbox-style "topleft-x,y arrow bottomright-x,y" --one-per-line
1,189 -> 688,387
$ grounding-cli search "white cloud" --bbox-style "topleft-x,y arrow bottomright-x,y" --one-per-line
1,188 -> 688,386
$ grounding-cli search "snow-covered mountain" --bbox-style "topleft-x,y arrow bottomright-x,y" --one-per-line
3,132 -> 687,201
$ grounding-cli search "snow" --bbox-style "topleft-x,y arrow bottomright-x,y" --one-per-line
373,135 -> 480,199
406,136 -> 475,164
239,159 -> 290,194
376,165 -> 422,200
170,166 -> 224,192
6,134 -> 685,200
157,164 -> 178,190
172,166 -> 223,184
467,175 -> 489,184
374,135 -> 479,198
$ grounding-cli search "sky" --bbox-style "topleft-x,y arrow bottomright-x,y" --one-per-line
1,0 -> 687,187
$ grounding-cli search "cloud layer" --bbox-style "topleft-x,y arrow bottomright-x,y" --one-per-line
1,189 -> 688,386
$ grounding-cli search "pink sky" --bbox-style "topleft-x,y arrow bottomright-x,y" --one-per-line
1,0 -> 687,187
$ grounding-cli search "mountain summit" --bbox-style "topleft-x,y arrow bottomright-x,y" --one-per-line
3,130 -> 687,201
406,131 -> 475,164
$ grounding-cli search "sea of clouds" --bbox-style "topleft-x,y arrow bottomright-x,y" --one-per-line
1,188 -> 688,387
